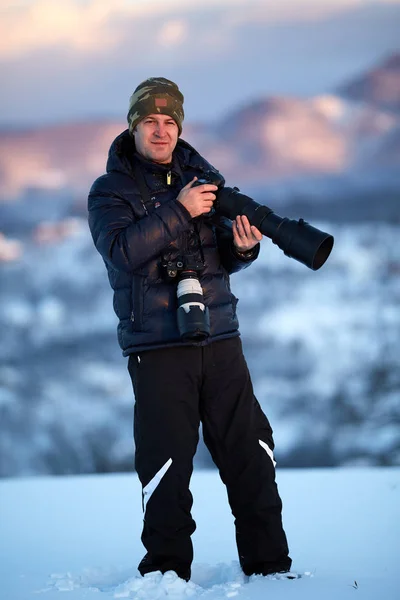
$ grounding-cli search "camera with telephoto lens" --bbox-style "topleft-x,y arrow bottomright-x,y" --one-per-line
194,171 -> 334,271
165,172 -> 334,342
161,254 -> 210,341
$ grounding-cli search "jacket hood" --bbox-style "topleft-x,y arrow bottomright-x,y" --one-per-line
106,129 -> 224,183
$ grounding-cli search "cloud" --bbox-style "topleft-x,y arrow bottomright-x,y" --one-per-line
0,0 -> 391,59
0,1 -> 121,57
157,19 -> 188,47
0,0 -> 399,126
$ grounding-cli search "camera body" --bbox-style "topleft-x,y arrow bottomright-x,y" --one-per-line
161,254 -> 210,341
161,254 -> 204,283
191,172 -> 224,217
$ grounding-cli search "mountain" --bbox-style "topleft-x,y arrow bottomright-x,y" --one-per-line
338,52 -> 400,114
0,121 -> 124,199
368,124 -> 400,168
0,55 -> 399,201
190,96 -> 347,184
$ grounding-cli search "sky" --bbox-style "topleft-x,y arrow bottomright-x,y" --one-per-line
0,0 -> 400,126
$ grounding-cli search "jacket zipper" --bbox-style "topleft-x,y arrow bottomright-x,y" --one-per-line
167,170 -> 172,185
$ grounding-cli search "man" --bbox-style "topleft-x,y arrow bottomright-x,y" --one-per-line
88,77 -> 292,582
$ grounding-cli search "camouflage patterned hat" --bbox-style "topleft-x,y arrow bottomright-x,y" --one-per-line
127,77 -> 184,136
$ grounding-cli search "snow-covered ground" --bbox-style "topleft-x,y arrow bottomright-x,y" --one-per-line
1,468 -> 399,599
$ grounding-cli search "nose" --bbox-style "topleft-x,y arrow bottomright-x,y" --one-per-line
154,122 -> 167,137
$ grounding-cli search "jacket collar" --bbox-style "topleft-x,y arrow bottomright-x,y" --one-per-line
106,129 -> 217,179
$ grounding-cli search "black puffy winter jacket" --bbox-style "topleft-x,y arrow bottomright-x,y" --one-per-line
88,129 -> 259,355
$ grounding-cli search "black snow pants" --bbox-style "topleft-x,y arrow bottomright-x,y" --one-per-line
127,336 -> 291,579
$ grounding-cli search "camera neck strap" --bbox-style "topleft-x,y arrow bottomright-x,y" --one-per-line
132,156 -> 187,214
132,163 -> 153,215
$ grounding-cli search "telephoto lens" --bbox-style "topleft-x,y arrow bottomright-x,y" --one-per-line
216,187 -> 334,270
191,171 -> 334,270
176,272 -> 210,340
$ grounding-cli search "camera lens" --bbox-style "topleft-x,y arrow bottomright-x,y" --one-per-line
176,274 -> 210,340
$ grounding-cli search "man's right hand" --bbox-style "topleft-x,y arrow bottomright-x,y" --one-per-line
177,177 -> 218,218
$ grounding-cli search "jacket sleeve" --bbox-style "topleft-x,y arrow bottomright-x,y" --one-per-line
214,216 -> 260,274
88,176 -> 192,273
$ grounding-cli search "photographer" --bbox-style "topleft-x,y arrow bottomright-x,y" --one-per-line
88,77 -> 292,582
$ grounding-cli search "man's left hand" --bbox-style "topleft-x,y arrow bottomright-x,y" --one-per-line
232,215 -> 263,252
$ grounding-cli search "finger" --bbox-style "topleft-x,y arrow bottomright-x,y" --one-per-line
203,200 -> 214,209
184,177 -> 198,189
232,225 -> 242,247
198,184 -> 218,192
235,216 -> 246,238
241,215 -> 253,237
199,192 -> 216,201
250,225 -> 263,241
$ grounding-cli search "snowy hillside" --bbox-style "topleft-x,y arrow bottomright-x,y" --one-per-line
0,468 -> 399,599
0,220 -> 399,475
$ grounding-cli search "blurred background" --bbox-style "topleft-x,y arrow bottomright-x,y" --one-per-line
0,0 -> 399,477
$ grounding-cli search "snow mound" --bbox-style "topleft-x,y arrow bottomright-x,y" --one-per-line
45,562 -> 311,599
114,570 -> 199,598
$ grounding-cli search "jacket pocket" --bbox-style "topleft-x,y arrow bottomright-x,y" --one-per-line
231,294 -> 239,320
131,276 -> 144,331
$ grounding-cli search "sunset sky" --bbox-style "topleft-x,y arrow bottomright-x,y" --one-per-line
1,0 -> 399,126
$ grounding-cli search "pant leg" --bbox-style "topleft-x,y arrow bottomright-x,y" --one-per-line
128,346 -> 202,578
199,337 -> 291,573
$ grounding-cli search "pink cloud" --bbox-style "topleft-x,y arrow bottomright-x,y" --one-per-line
1,0 -> 392,59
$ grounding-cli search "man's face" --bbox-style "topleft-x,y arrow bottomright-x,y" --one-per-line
133,114 -> 179,164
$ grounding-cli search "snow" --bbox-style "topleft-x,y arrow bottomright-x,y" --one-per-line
1,468 -> 399,599
1,221 -> 399,475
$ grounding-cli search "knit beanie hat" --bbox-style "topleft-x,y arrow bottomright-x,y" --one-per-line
127,77 -> 184,136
